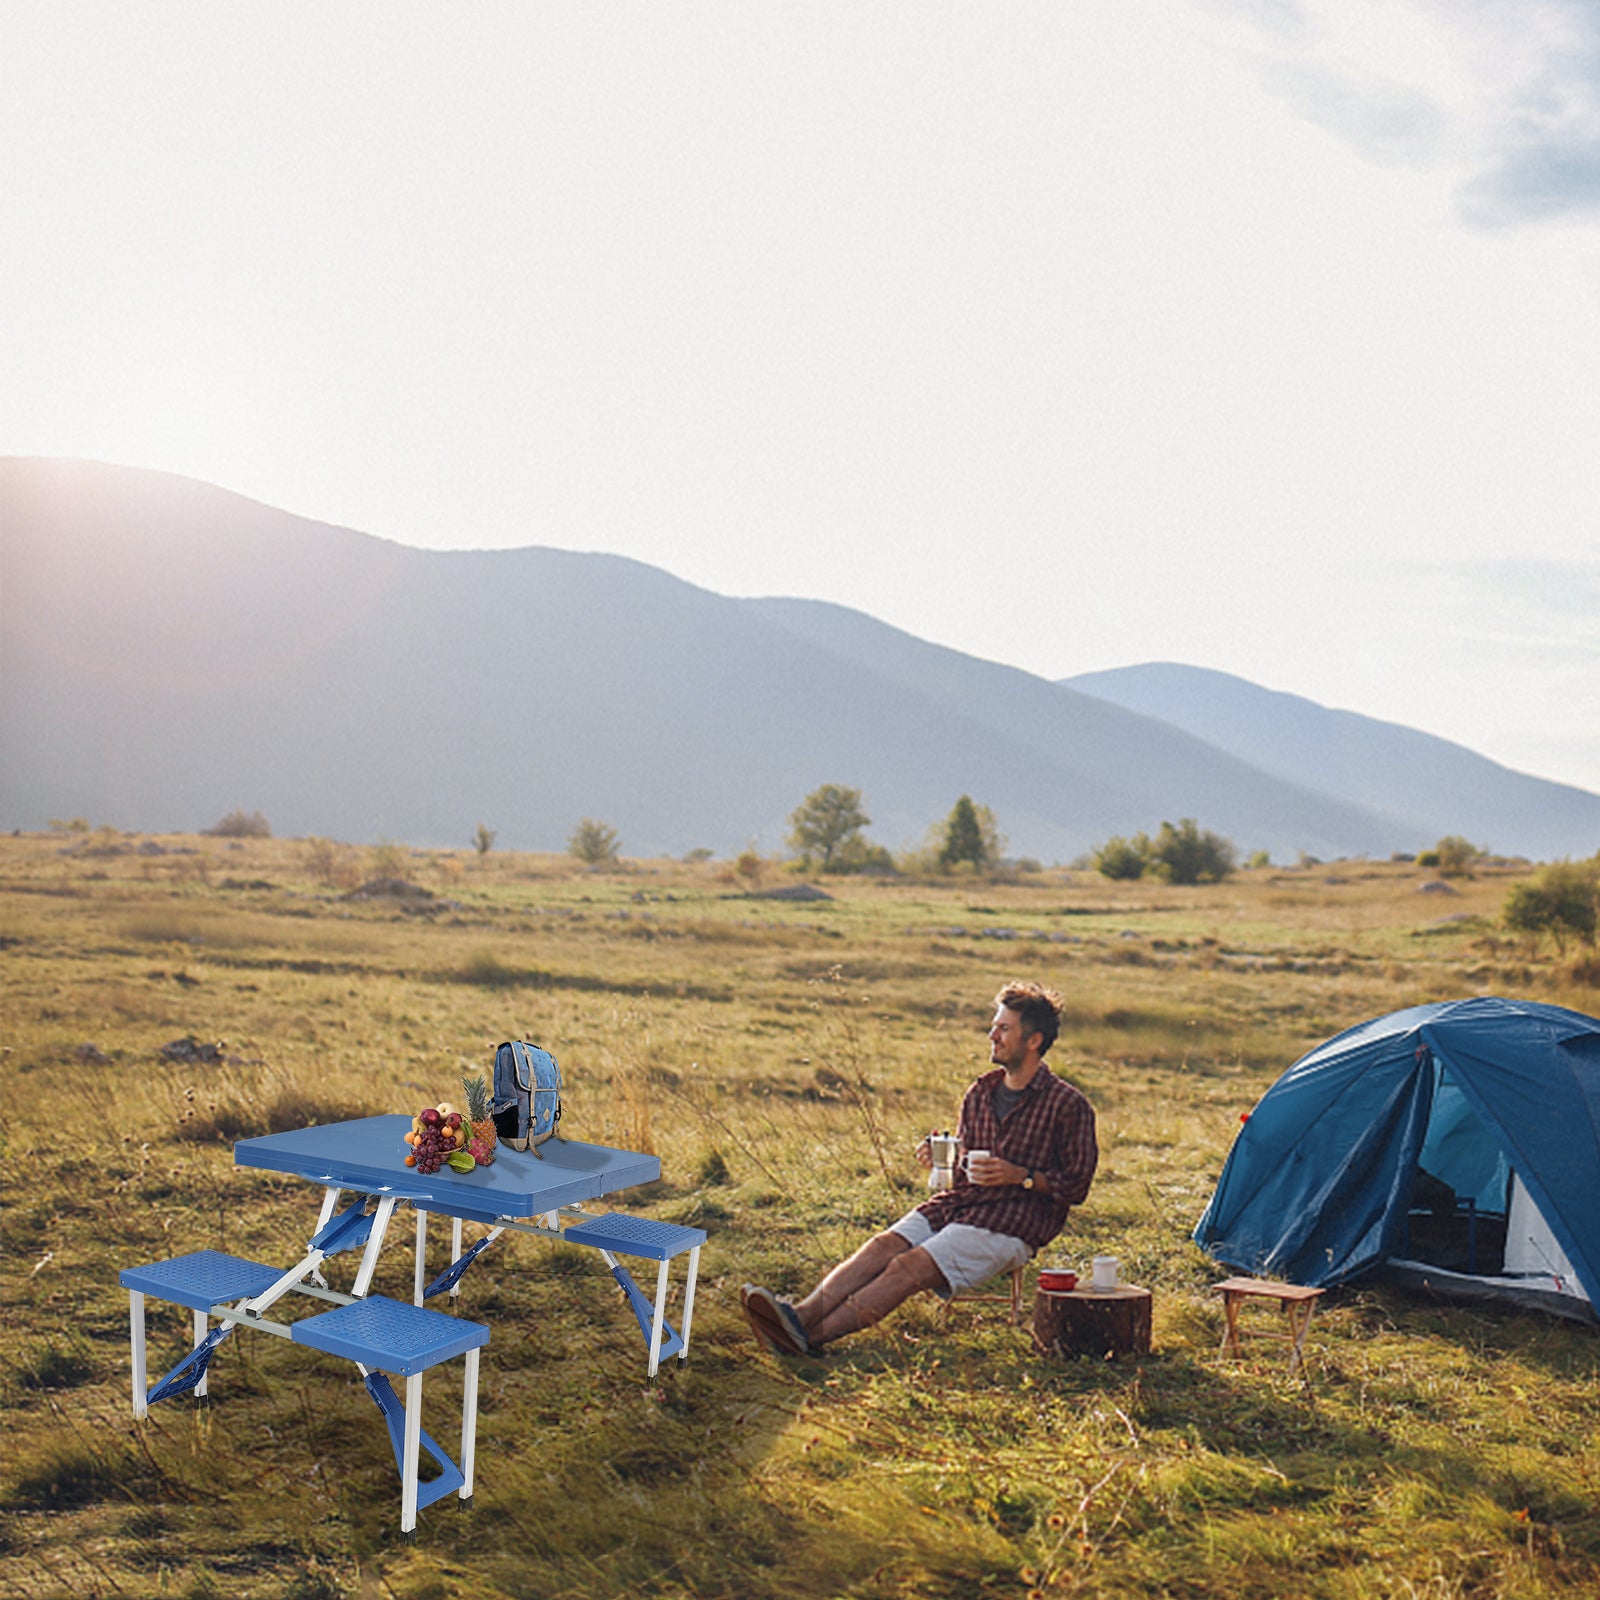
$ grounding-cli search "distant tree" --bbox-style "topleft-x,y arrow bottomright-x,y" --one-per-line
788,784 -> 871,873
1503,859 -> 1599,952
1432,835 -> 1483,878
1149,818 -> 1236,885
569,817 -> 621,868
473,823 -> 497,856
1092,833 -> 1150,881
938,795 -> 1001,871
49,817 -> 90,834
206,808 -> 272,839
834,838 -> 896,875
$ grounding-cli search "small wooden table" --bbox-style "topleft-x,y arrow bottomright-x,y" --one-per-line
1213,1277 -> 1322,1380
1032,1284 -> 1152,1360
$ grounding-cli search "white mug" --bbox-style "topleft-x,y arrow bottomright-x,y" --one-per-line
964,1148 -> 991,1176
1091,1255 -> 1119,1292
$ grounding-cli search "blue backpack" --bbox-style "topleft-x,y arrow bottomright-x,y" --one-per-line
492,1041 -> 564,1156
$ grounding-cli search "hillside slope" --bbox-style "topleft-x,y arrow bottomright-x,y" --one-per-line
1064,662 -> 1600,862
0,458 -> 1540,860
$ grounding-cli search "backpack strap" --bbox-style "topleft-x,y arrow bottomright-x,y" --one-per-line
508,1040 -> 535,1092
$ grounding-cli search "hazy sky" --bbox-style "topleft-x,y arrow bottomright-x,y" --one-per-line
5,1 -> 1599,795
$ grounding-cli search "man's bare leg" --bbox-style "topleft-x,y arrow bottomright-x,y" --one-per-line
808,1245 -> 949,1347
792,1230 -> 910,1335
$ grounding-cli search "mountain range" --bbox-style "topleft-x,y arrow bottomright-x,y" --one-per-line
1062,664 -> 1600,866
3,457 -> 1597,863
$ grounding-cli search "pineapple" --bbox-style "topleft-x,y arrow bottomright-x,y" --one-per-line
461,1071 -> 497,1165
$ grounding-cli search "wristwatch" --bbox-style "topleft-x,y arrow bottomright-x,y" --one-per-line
1021,1168 -> 1035,1190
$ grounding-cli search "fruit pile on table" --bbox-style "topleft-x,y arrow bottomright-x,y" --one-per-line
403,1073 -> 498,1175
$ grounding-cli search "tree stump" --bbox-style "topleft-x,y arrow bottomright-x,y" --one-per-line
1032,1285 -> 1152,1360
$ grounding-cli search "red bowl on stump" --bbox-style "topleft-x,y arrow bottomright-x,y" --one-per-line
1038,1268 -> 1078,1292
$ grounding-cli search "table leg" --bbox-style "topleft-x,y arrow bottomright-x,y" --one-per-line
314,1187 -> 343,1230
1220,1292 -> 1243,1359
460,1347 -> 480,1504
351,1196 -> 398,1299
678,1246 -> 700,1366
413,1208 -> 428,1305
450,1217 -> 463,1299
193,1309 -> 209,1398
129,1291 -> 148,1420
646,1259 -> 671,1379
1287,1300 -> 1317,1376
401,1371 -> 422,1534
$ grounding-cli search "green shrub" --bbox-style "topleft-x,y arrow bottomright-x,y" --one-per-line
569,817 -> 621,867
1433,835 -> 1483,877
205,808 -> 271,838
1149,818 -> 1236,885
1503,859 -> 1599,951
833,837 -> 896,875
1093,834 -> 1149,880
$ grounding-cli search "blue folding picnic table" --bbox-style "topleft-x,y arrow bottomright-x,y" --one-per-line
119,1114 -> 705,1534
232,1115 -> 705,1377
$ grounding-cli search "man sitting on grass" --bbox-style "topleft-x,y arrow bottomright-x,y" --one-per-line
741,980 -> 1098,1355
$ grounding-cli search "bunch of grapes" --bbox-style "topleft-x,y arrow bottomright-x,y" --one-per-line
411,1109 -> 449,1174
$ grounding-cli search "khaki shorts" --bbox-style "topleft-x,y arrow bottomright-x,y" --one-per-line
888,1209 -> 1032,1296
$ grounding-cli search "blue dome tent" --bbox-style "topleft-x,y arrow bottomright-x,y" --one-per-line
1194,997 -> 1600,1322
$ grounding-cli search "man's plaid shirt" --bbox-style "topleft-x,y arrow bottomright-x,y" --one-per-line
915,1064 -> 1098,1251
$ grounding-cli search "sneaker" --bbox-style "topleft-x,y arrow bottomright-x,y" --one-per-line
740,1284 -> 813,1356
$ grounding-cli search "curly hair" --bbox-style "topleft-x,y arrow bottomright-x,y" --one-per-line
993,980 -> 1064,1055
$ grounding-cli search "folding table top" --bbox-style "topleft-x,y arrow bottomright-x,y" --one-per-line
235,1114 -> 660,1218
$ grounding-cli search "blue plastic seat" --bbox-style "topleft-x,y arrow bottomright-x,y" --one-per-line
560,1214 -> 706,1374
290,1294 -> 489,1373
292,1295 -> 489,1533
120,1250 -> 289,1413
561,1213 -> 706,1260
119,1249 -> 283,1310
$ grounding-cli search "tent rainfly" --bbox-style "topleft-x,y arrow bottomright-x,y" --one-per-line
1194,996 -> 1600,1323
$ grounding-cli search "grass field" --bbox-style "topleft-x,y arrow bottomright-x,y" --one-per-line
2,832 -> 1596,1600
